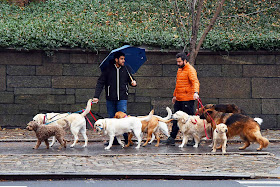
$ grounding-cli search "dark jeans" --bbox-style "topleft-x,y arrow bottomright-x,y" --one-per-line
170,100 -> 195,139
106,100 -> 128,142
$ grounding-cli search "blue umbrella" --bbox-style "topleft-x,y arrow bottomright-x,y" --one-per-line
99,45 -> 147,74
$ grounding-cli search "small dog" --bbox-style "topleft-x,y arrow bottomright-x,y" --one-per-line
212,123 -> 228,154
26,120 -> 67,149
172,111 -> 212,148
94,110 -> 154,149
200,108 -> 269,151
114,107 -> 172,147
33,99 -> 92,148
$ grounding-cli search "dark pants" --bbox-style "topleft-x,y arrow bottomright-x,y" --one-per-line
170,100 -> 195,139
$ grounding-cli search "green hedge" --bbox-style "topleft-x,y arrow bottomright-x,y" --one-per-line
0,0 -> 279,51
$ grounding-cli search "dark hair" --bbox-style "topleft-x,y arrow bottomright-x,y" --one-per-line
114,51 -> 125,60
176,52 -> 189,62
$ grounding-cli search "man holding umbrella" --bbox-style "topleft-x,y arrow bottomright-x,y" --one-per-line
93,51 -> 137,145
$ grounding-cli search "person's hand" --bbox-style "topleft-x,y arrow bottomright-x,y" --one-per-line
172,96 -> 176,104
193,92 -> 199,100
131,80 -> 137,86
92,98 -> 99,103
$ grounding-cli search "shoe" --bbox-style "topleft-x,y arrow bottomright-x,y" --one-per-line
162,137 -> 175,146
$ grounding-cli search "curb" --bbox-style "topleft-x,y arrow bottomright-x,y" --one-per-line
0,173 -> 254,181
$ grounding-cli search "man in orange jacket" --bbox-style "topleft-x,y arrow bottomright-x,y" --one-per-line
163,52 -> 200,146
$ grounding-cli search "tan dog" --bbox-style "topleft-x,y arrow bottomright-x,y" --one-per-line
197,103 -> 243,116
172,111 -> 212,148
26,120 -> 67,149
212,123 -> 228,154
200,108 -> 269,151
114,108 -> 172,147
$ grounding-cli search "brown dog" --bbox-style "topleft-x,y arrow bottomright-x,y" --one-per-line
114,111 -> 172,147
197,103 -> 243,116
26,120 -> 67,149
200,108 -> 269,151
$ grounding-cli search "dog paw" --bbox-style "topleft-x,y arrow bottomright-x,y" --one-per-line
104,146 -> 110,150
135,146 -> 140,149
178,145 -> 184,148
82,145 -> 87,148
211,150 -> 216,153
193,144 -> 199,148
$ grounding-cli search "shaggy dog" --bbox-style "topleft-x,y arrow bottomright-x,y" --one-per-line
33,99 -> 92,148
114,107 -> 172,147
200,108 -> 269,151
26,120 -> 67,149
212,123 -> 228,154
172,111 -> 212,148
94,110 -> 154,150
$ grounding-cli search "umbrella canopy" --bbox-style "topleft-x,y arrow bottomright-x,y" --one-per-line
99,45 -> 147,74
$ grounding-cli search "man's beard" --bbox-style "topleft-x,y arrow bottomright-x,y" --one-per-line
178,64 -> 185,68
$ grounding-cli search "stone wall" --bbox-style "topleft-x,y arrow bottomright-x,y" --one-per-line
0,49 -> 279,129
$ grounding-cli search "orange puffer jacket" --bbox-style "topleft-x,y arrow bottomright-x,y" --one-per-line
173,63 -> 200,101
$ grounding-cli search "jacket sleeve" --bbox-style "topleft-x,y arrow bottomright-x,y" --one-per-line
93,70 -> 106,99
189,66 -> 200,93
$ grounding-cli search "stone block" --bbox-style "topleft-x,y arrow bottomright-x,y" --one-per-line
88,53 -> 100,64
262,99 -> 280,115
36,63 -> 63,75
14,88 -> 65,95
243,65 -> 280,77
151,97 -> 173,115
66,89 -> 75,95
0,92 -> 14,103
219,99 -> 262,115
196,55 -> 257,65
75,89 -> 95,103
0,66 -> 6,91
221,65 -> 242,77
196,65 -> 222,77
70,53 -> 88,64
276,55 -> 280,64
254,115 -> 278,129
0,51 -> 42,65
199,77 -> 251,98
136,77 -> 175,89
42,52 -> 70,64
60,103 -> 98,113
7,66 -> 35,75
145,52 -> 176,65
162,65 -> 178,77
257,55 -> 275,64
136,88 -> 174,97
7,76 -> 51,88
127,102 -> 151,115
134,65 -> 162,77
63,64 -> 100,76
0,114 -> 34,128
277,115 -> 280,129
252,78 -> 280,98
38,104 -> 60,113
0,104 -> 38,115
135,96 -> 151,103
47,95 -> 75,104
15,95 -> 50,104
52,76 -> 98,88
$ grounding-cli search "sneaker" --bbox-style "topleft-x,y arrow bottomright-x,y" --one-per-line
162,137 -> 175,146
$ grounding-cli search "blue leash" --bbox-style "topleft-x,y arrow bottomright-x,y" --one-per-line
44,110 -> 84,125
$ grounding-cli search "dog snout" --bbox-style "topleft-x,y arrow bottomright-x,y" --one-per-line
225,129 -> 228,133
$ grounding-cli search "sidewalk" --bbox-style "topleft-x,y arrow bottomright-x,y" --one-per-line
0,128 -> 279,180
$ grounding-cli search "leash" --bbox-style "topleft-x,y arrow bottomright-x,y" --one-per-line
196,98 -> 213,140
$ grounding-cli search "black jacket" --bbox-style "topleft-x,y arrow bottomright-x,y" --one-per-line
94,63 -> 136,101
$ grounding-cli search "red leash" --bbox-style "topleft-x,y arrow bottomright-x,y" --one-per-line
196,98 -> 212,140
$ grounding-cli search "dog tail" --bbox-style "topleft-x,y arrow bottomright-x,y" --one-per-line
254,118 -> 263,125
81,99 -> 93,117
153,107 -> 172,121
255,131 -> 269,148
140,109 -> 154,122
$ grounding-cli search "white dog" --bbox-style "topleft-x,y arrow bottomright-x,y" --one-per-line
172,111 -> 212,148
94,110 -> 154,150
33,99 -> 92,148
212,123 -> 228,154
